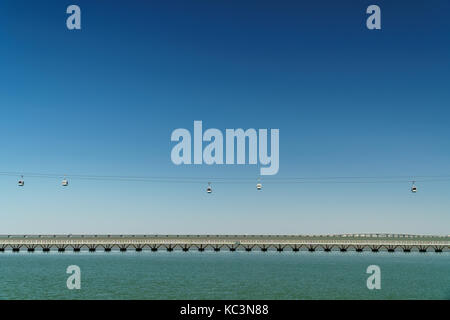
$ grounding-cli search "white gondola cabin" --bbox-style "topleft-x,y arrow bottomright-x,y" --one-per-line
411,181 -> 417,193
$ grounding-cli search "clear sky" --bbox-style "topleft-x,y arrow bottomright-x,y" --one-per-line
0,0 -> 449,235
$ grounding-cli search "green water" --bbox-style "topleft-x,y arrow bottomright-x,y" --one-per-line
0,251 -> 448,299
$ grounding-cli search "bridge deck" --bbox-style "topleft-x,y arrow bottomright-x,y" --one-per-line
0,234 -> 448,252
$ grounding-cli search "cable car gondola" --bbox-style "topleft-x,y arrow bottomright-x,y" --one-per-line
62,178 -> 69,187
206,182 -> 212,194
256,179 -> 262,190
411,181 -> 417,193
18,176 -> 24,187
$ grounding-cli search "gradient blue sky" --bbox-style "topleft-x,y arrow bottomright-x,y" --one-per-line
0,0 -> 449,234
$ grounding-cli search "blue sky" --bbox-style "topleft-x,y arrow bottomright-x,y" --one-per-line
0,0 -> 449,234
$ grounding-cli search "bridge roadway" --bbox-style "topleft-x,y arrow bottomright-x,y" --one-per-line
0,234 -> 448,252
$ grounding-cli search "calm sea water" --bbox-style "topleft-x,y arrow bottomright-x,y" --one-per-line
0,251 -> 448,300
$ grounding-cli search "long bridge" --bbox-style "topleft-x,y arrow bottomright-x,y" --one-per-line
0,234 -> 448,253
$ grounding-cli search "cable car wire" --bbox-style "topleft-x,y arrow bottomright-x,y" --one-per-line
1,171 -> 450,184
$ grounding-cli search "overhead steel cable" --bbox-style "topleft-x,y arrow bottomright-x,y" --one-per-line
1,171 -> 450,184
